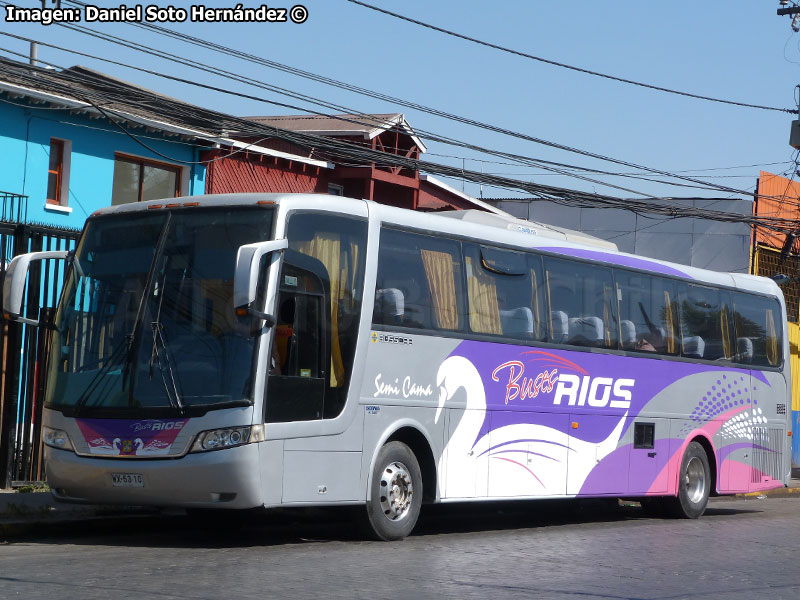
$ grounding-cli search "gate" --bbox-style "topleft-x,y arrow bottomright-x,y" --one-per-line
0,222 -> 80,488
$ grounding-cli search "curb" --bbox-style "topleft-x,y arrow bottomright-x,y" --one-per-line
733,486 -> 800,499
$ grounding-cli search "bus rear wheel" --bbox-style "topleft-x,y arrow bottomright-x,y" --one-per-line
665,441 -> 710,519
363,441 -> 422,541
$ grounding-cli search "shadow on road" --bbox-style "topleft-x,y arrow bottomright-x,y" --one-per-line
7,497 -> 762,548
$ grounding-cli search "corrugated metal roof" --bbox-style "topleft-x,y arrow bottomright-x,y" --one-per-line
249,113 -> 402,133
0,57 -> 333,168
248,112 -> 427,152
0,57 -> 223,136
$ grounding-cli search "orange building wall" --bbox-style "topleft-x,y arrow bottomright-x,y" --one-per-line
754,170 -> 800,251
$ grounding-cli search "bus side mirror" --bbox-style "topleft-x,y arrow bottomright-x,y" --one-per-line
233,239 -> 288,325
3,250 -> 69,327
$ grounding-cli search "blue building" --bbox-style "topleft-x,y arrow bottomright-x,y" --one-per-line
0,58 -> 211,228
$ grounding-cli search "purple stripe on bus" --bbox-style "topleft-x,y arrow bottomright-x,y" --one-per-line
578,439 -> 675,496
539,246 -> 691,279
449,340 -> 764,446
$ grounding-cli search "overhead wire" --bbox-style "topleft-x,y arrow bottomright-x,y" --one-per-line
2,35 -> 798,231
0,29 -> 758,198
18,1 -> 775,198
347,0 -> 796,114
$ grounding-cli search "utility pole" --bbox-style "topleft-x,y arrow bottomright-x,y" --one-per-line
777,1 -> 800,31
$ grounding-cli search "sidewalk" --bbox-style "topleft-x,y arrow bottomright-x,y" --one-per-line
0,489 -> 157,538
2,478 -> 799,539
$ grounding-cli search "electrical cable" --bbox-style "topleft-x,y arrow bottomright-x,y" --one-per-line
2,47 -> 798,233
0,29 -> 758,198
14,2 -> 776,198
347,0 -> 796,114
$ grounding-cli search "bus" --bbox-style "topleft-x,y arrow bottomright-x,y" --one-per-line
3,193 -> 791,541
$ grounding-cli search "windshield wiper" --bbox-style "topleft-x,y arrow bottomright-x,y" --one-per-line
149,320 -> 185,415
147,255 -> 185,415
124,214 -> 172,404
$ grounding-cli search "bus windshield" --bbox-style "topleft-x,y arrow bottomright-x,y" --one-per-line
45,207 -> 274,416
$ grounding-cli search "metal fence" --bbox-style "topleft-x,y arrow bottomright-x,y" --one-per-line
0,221 -> 80,488
753,243 -> 800,322
0,191 -> 28,223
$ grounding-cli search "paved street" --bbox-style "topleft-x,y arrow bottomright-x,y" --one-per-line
1,497 -> 799,600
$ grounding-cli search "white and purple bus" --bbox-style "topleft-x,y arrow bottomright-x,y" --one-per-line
4,194 -> 791,540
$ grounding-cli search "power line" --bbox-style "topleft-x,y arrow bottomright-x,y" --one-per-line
3,42 -> 798,232
347,0 -> 796,114
2,36 -> 790,208
22,2 -> 773,197
0,29 -> 759,199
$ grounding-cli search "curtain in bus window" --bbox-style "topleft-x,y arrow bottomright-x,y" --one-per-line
297,234 -> 345,387
721,304 -> 732,359
345,240 -> 360,312
767,308 -> 779,366
420,249 -> 459,330
465,255 -> 501,335
664,290 -> 676,354
531,267 -> 541,338
603,283 -> 615,347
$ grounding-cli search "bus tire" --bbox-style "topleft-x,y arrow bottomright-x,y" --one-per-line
363,441 -> 422,541
665,441 -> 710,519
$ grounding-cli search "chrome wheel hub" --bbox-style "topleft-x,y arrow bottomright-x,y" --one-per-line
379,461 -> 413,521
684,456 -> 706,504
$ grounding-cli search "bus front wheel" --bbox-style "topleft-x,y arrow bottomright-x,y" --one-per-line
363,441 -> 423,541
666,441 -> 711,519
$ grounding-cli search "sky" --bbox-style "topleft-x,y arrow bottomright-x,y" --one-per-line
1,0 -> 799,203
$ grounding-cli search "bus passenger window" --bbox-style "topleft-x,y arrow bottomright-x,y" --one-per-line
463,244 -> 541,342
373,229 -> 463,332
544,257 -> 618,349
679,284 -> 731,361
615,270 -> 679,356
732,292 -> 783,367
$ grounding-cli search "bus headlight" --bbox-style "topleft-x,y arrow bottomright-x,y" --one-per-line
43,427 -> 74,451
190,424 -> 265,453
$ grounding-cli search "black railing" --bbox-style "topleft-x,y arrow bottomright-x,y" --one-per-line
0,191 -> 28,224
0,222 -> 80,488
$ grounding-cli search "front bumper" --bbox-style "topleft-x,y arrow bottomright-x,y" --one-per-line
46,442 -> 263,509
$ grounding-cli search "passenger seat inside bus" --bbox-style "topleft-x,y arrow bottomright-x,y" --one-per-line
550,310 -> 568,343
374,288 -> 405,325
683,336 -> 705,359
620,320 -> 636,350
500,307 -> 534,338
568,316 -> 604,347
735,337 -> 754,363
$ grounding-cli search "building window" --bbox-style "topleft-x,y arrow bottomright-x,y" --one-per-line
328,183 -> 344,196
111,154 -> 181,206
46,139 -> 66,205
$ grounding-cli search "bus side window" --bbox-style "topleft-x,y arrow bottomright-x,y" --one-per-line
679,284 -> 730,361
732,292 -> 783,367
463,244 -> 540,341
266,212 -> 367,423
373,228 -> 463,332
615,270 -> 679,356
544,256 -> 618,349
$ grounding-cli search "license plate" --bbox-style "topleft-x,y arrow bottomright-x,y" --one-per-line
111,473 -> 144,488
